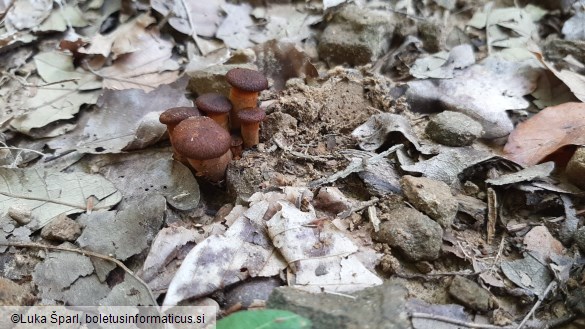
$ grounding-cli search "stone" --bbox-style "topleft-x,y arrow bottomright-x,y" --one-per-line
566,146 -> 585,190
373,207 -> 443,261
223,277 -> 283,310
426,111 -> 483,146
186,63 -> 257,97
448,276 -> 494,313
40,215 -> 82,242
267,282 -> 410,329
260,112 -> 298,141
417,20 -> 444,53
575,226 -> 585,254
318,5 -> 394,66
401,175 -> 458,229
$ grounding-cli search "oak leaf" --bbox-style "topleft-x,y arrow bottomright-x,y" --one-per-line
503,102 -> 585,165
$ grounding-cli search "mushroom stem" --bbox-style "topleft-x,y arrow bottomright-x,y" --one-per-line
240,122 -> 261,148
187,151 -> 233,182
208,113 -> 230,131
229,89 -> 259,128
165,124 -> 188,165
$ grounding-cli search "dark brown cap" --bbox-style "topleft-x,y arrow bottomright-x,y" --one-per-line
195,93 -> 232,114
225,68 -> 268,92
159,107 -> 201,125
237,107 -> 266,123
172,117 -> 231,160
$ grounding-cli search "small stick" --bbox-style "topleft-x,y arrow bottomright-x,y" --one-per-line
516,281 -> 557,329
308,144 -> 403,188
410,312 -> 514,329
273,137 -> 333,163
0,241 -> 158,306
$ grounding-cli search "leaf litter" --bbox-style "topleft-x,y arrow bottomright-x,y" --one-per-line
2,0 -> 585,327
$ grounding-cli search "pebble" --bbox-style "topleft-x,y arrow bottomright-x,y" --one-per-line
40,215 -> 82,242
373,207 -> 443,261
448,276 -> 495,313
401,175 -> 458,229
426,111 -> 483,146
566,146 -> 585,190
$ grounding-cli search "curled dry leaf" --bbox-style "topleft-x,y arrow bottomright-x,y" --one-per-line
503,102 -> 585,166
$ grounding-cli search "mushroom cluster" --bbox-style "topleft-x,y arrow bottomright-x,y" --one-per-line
159,68 -> 268,182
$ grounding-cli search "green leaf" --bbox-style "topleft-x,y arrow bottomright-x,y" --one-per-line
217,310 -> 311,329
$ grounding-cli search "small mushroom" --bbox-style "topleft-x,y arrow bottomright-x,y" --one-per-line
237,107 -> 266,148
159,107 -> 201,163
172,117 -> 233,182
225,68 -> 268,129
230,135 -> 243,160
195,93 -> 232,131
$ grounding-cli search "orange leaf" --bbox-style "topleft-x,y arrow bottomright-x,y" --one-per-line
504,102 -> 585,166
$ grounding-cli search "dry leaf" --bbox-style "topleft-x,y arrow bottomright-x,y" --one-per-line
0,167 -> 122,230
523,226 -> 565,261
407,57 -> 540,138
76,77 -> 192,154
503,102 -> 585,166
216,3 -> 254,49
151,0 -> 225,38
5,0 -> 52,31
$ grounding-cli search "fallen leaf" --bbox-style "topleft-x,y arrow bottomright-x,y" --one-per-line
37,4 -> 88,32
351,113 -> 420,151
79,13 -> 156,58
5,0 -> 52,31
501,252 -> 553,298
410,44 -> 475,79
76,77 -> 192,154
98,29 -> 180,92
163,197 -> 287,306
267,201 -> 382,293
485,162 -> 555,186
9,81 -> 101,136
151,0 -> 225,38
523,226 -> 565,261
562,12 -> 585,41
248,5 -> 321,44
401,147 -> 495,186
407,56 -> 540,138
0,167 -> 122,230
503,102 -> 585,166
537,53 -> 585,102
216,3 -> 254,49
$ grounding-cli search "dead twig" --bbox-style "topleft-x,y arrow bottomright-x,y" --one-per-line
273,137 -> 333,163
410,312 -> 514,329
0,241 -> 158,306
0,191 -> 111,211
516,281 -> 558,329
308,144 -> 404,188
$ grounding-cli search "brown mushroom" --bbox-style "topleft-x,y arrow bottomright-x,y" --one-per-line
230,135 -> 243,160
195,93 -> 232,131
159,107 -> 201,163
237,107 -> 266,148
172,117 -> 232,182
225,68 -> 268,129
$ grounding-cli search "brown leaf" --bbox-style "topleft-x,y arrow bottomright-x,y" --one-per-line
503,102 -> 585,166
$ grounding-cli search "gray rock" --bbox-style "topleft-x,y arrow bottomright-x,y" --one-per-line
267,282 -> 410,329
426,111 -> 483,146
448,276 -> 495,313
318,5 -> 394,66
566,146 -> 585,190
40,215 -> 82,242
418,20 -> 444,53
260,112 -> 298,141
373,207 -> 443,261
401,175 -> 458,229
224,277 -> 283,310
187,63 -> 257,97
575,227 -> 585,254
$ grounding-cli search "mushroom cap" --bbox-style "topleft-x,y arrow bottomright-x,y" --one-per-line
159,107 -> 201,125
225,68 -> 268,92
237,107 -> 266,123
195,93 -> 232,114
173,117 -> 231,160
